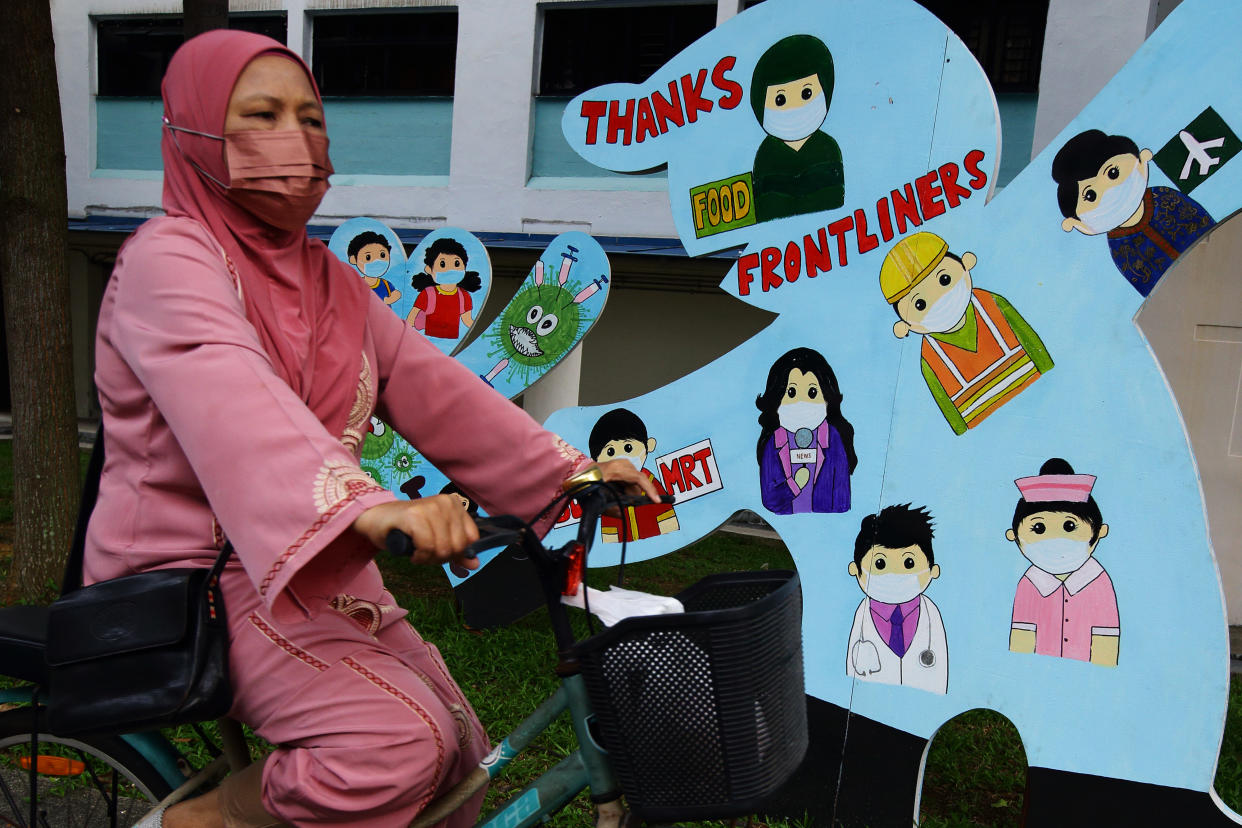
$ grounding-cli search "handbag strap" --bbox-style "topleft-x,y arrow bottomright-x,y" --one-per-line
61,425 -> 106,596
61,422 -> 234,596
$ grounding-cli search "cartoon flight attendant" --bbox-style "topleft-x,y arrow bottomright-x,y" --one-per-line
408,237 -> 482,339
749,34 -> 844,222
846,505 -> 947,694
588,408 -> 679,542
1052,129 -> 1214,296
347,231 -> 401,305
881,232 -> 1053,435
755,347 -> 856,515
1007,458 -> 1119,666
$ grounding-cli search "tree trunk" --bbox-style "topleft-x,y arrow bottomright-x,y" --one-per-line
0,1 -> 81,601
184,0 -> 229,40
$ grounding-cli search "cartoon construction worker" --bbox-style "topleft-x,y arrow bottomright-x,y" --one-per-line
589,408 -> 678,543
1007,458 -> 1119,667
880,232 -> 1053,436
749,34 -> 844,222
407,237 -> 482,339
1052,129 -> 1215,296
347,231 -> 401,305
755,347 -> 856,514
846,505 -> 947,695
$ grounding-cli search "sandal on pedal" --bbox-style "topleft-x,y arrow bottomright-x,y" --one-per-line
133,805 -> 167,827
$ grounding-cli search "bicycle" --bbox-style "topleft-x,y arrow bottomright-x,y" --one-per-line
0,480 -> 806,827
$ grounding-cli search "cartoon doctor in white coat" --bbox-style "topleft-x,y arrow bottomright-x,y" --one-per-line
846,504 -> 948,694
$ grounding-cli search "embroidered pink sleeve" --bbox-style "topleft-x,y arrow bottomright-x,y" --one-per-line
366,297 -> 590,533
107,218 -> 395,623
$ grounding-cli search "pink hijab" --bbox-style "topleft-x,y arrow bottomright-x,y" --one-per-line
160,30 -> 368,438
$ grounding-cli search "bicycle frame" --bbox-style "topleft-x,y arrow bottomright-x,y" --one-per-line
406,671 -> 621,828
408,490 -> 646,828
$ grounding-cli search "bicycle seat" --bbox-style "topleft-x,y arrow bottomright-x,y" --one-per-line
0,605 -> 49,685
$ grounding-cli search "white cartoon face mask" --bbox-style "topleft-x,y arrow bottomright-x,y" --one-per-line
1078,159 -> 1147,234
1021,537 -> 1093,575
763,93 -> 827,142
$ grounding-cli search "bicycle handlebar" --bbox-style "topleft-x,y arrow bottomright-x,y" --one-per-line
384,485 -> 675,562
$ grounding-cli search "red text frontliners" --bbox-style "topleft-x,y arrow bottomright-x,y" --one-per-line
735,149 -> 989,296
579,56 -> 743,146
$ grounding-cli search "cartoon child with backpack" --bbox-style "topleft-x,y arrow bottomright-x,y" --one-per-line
407,237 -> 482,339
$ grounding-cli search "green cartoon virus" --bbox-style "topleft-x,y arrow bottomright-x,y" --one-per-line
389,444 -> 419,477
361,417 -> 396,460
360,462 -> 386,486
482,246 -> 608,387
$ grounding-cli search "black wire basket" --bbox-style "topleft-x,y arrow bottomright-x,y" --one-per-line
571,570 -> 807,822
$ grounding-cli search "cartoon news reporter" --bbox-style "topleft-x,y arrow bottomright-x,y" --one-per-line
846,505 -> 948,695
755,347 -> 856,515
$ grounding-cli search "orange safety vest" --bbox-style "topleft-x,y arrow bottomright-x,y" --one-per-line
920,289 -> 1040,430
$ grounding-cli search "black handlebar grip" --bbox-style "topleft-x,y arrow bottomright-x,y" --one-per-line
386,529 -> 414,559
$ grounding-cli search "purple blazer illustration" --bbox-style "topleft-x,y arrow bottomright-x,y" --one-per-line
755,347 -> 856,515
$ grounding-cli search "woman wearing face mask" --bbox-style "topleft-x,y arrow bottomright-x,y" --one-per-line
1006,458 -> 1119,667
755,347 -> 857,515
90,31 -> 658,828
748,34 -> 844,223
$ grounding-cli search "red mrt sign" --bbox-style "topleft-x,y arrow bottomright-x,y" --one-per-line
554,438 -> 722,529
654,438 -> 721,503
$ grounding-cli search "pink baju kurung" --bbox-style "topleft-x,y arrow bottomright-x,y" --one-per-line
87,217 -> 588,826
1010,557 -> 1119,662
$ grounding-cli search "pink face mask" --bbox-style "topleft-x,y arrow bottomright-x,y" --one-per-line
223,129 -> 333,231
164,122 -> 334,231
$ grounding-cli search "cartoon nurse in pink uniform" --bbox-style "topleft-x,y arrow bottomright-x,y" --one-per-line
1006,458 -> 1119,666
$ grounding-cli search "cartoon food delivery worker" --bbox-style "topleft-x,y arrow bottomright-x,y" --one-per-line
1052,129 -> 1214,296
749,34 -> 844,222
408,237 -> 482,339
755,347 -> 856,515
589,408 -> 678,542
846,504 -> 947,694
347,231 -> 401,305
1007,458 -> 1119,667
880,232 -> 1053,436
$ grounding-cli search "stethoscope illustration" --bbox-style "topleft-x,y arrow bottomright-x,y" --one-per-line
855,597 -> 936,673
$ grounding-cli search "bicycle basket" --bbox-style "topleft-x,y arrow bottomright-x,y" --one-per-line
571,570 -> 806,822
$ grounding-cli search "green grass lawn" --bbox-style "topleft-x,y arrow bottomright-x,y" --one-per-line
2,440 -> 1240,826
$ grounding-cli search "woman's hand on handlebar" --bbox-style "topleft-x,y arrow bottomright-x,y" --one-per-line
352,496 -> 481,570
594,459 -> 663,502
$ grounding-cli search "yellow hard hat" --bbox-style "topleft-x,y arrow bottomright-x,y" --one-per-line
880,232 -> 948,304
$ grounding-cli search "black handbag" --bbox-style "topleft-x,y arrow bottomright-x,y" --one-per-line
44,425 -> 234,735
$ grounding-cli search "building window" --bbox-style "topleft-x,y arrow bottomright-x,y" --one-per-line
309,11 -> 457,178
311,11 -> 457,97
537,3 -> 716,98
97,15 -> 288,97
531,3 -> 715,183
920,0 -> 1046,93
94,14 -> 287,173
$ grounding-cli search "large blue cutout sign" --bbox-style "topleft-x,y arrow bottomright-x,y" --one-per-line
545,0 -> 1242,823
